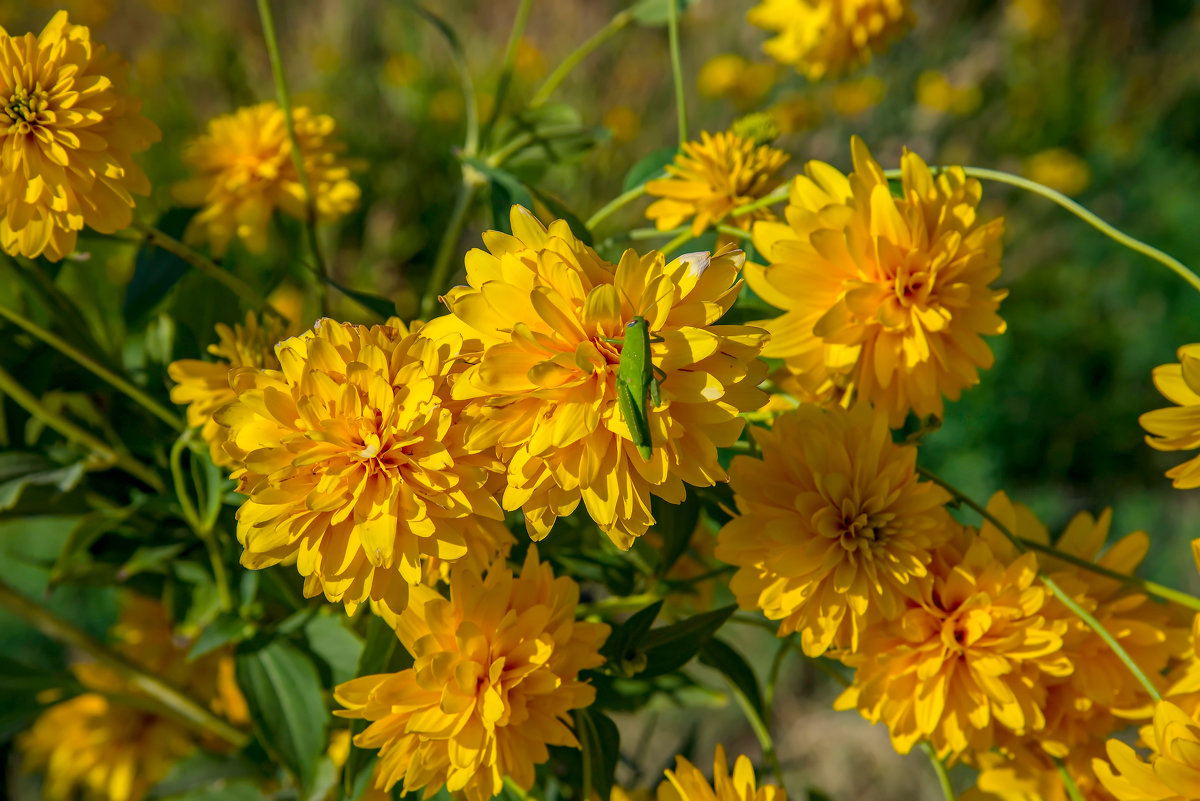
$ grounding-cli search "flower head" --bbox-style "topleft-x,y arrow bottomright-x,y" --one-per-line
835,526 -> 1072,759
18,595 -> 246,801
715,402 -> 952,656
216,317 -> 507,626
334,549 -> 609,801
747,0 -> 914,81
1140,344 -> 1200,489
0,11 -> 159,260
747,137 -> 1007,426
659,745 -> 785,801
173,101 -> 360,256
645,130 -> 789,237
427,206 -> 768,547
168,311 -> 290,468
1094,695 -> 1200,801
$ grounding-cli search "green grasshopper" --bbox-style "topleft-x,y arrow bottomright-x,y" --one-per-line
610,316 -> 665,460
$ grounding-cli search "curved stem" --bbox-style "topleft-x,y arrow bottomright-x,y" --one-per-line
730,186 -> 789,219
920,743 -> 957,801
0,362 -> 163,492
587,185 -> 647,231
256,0 -> 329,311
667,0 -> 687,145
419,178 -> 482,320
764,639 -> 790,727
0,578 -> 248,748
487,124 -> 591,168
480,0 -> 532,150
406,1 -> 479,157
0,303 -> 183,431
721,669 -> 786,791
529,10 -> 634,108
1056,759 -> 1086,801
170,435 -> 232,612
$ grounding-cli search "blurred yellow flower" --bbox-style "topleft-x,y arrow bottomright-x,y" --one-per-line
19,595 -> 246,801
696,53 -> 776,107
1006,0 -> 1060,38
168,311 -> 289,468
646,130 -> 790,237
916,70 -> 982,117
829,76 -> 886,116
836,526 -> 1072,759
1141,343 -> 1200,489
748,0 -> 914,81
968,748 -> 1110,801
173,101 -> 360,256
0,11 -> 159,261
1023,148 -> 1090,196
604,105 -> 641,145
1094,696 -> 1200,801
767,94 -> 823,134
216,318 -> 508,626
427,207 -> 768,547
659,745 -> 785,801
334,549 -> 609,801
383,52 -> 420,87
747,137 -> 1007,426
716,402 -> 952,656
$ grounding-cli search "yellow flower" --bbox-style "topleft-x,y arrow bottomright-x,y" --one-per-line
747,137 -> 1007,426
426,206 -> 768,547
915,70 -> 982,117
18,594 -> 247,801
173,101 -> 360,256
715,402 -> 952,656
1140,344 -> 1200,489
829,76 -> 886,116
658,745 -> 785,801
1094,695 -> 1200,801
0,11 -> 160,261
696,54 -> 776,108
1023,148 -> 1090,197
747,0 -> 914,81
967,747 -> 1111,801
645,130 -> 790,237
167,311 -> 290,468
835,525 -> 1072,759
216,317 -> 508,626
334,549 -> 609,801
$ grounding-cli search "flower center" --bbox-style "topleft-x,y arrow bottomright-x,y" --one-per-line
832,502 -> 895,552
4,85 -> 50,127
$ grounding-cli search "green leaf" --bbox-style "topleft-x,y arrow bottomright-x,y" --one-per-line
344,614 -> 412,796
631,0 -> 698,26
145,752 -> 264,800
188,613 -> 254,662
698,638 -> 764,721
651,489 -> 701,579
117,543 -> 187,580
304,612 -> 364,685
0,452 -> 85,511
574,708 -> 620,801
463,157 -> 536,235
523,184 -> 594,246
234,640 -> 328,794
310,270 -> 397,320
125,208 -> 196,322
623,146 -> 678,191
638,604 -> 736,678
600,600 -> 662,677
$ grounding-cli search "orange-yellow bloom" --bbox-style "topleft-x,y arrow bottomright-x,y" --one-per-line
168,311 -> 290,468
715,402 -> 952,656
216,317 -> 507,625
1140,343 -> 1200,489
0,11 -> 159,260
747,0 -> 914,81
659,745 -> 785,801
334,549 -> 609,801
427,206 -> 768,547
645,130 -> 789,237
1094,695 -> 1200,801
747,137 -> 1007,426
174,101 -> 360,256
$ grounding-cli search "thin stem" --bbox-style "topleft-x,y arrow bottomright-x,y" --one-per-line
587,185 -> 647,231
407,1 -> 479,156
660,229 -> 694,257
1056,759 -> 1086,801
666,0 -> 687,145
0,303 -> 183,430
920,743 -> 957,801
529,10 -> 634,108
0,362 -> 164,492
577,592 -> 662,618
419,177 -> 482,319
731,185 -> 788,219
627,223 -> 753,244
486,124 -> 590,168
0,579 -> 248,748
764,638 -> 790,727
916,466 -> 1200,613
720,670 -> 786,792
502,777 -> 533,801
170,435 -> 232,612
256,0 -> 329,310
729,616 -> 852,688
576,710 -> 593,800
480,0 -> 532,150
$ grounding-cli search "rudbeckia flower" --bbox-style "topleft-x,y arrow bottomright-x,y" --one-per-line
660,745 -> 785,801
1140,343 -> 1200,489
1094,696 -> 1200,801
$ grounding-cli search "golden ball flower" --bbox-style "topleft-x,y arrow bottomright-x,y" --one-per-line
173,101 -> 360,256
645,130 -> 789,237
0,11 -> 160,260
715,402 -> 952,656
658,745 -> 785,801
835,525 -> 1072,760
967,747 -> 1112,801
747,0 -> 914,81
168,311 -> 290,468
1094,695 -> 1200,801
747,137 -> 1007,426
333,548 -> 609,801
216,317 -> 508,626
426,206 -> 768,548
1140,343 -> 1200,489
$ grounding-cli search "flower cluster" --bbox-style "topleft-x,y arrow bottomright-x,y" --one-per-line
1141,343 -> 1200,489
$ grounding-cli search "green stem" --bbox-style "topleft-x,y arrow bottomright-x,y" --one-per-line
419,177 -> 482,320
1056,759 -> 1086,801
587,184 -> 647,231
730,184 -> 788,219
487,124 -> 591,168
720,669 -> 786,792
666,0 -> 687,145
0,303 -> 183,430
764,638 -> 789,727
480,0 -> 532,149
660,228 -> 695,256
0,579 -> 248,748
529,10 -> 634,108
627,223 -> 753,243
0,362 -> 163,492
915,466 -> 1200,613
406,1 -> 479,156
577,592 -> 662,618
729,615 -> 852,688
170,435 -> 232,612
575,710 -> 593,799
256,0 -> 329,312
920,743 -> 957,801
